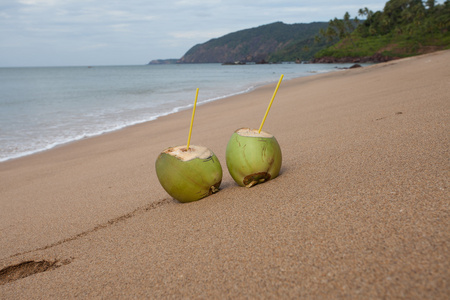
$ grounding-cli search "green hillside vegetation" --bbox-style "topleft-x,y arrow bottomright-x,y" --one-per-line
267,37 -> 332,62
173,0 -> 449,64
179,22 -> 329,63
315,0 -> 450,60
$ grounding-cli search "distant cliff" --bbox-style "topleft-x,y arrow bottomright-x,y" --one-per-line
178,22 -> 329,63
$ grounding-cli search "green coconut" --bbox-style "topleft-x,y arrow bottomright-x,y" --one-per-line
226,128 -> 282,188
155,145 -> 222,203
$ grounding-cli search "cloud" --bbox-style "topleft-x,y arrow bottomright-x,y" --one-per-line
110,23 -> 131,32
17,0 -> 59,5
174,0 -> 221,7
0,11 -> 12,19
77,43 -> 109,51
169,30 -> 230,40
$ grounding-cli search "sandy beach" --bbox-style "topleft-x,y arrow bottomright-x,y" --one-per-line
1,50 -> 449,298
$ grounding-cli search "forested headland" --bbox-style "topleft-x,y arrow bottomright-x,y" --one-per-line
150,0 -> 449,64
314,0 -> 450,62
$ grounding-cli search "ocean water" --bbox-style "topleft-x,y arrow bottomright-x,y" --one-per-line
0,62 -> 362,162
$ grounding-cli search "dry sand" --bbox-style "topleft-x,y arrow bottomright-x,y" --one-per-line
0,50 -> 449,298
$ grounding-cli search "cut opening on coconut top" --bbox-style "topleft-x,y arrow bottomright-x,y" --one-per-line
236,128 -> 273,138
164,145 -> 212,161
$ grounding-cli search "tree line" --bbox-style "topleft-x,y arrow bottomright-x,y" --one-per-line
315,0 -> 450,59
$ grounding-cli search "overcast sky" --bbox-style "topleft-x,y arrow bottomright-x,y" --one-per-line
1,1 -> 394,67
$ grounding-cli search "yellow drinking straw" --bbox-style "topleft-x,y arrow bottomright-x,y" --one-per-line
258,74 -> 284,133
186,88 -> 199,150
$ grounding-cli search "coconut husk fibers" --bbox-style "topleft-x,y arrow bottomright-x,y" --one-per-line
1,50 -> 449,298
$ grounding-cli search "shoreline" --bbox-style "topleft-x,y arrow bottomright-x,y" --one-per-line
1,50 -> 449,298
0,63 -> 353,164
0,83 -> 259,164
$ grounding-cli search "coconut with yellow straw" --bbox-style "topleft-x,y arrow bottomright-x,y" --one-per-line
155,88 -> 223,202
226,75 -> 283,187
